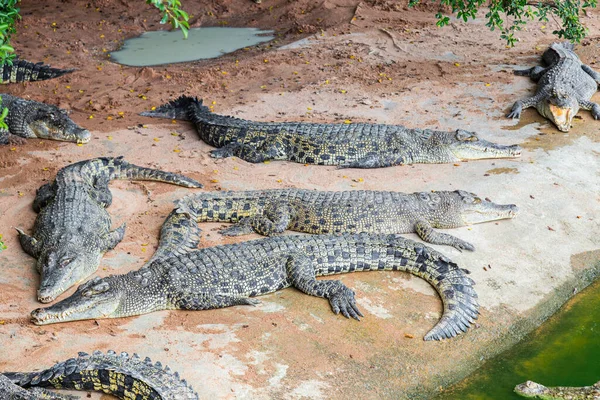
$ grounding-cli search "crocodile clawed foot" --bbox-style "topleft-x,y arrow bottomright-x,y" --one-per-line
8,135 -> 27,145
454,241 -> 475,252
329,285 -> 364,321
507,109 -> 522,119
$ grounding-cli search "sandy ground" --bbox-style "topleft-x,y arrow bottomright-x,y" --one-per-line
0,0 -> 599,399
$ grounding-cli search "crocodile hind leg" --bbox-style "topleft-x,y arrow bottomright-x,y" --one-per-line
220,200 -> 294,236
507,93 -> 546,119
33,182 -> 55,212
102,223 -> 126,251
581,64 -> 600,85
286,254 -> 364,320
414,220 -> 475,251
579,100 -> 600,120
514,66 -> 547,81
90,175 -> 113,207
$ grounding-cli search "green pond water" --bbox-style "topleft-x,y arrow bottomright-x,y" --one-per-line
110,27 -> 274,67
438,279 -> 600,399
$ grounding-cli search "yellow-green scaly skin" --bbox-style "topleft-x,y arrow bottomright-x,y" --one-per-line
3,350 -> 198,399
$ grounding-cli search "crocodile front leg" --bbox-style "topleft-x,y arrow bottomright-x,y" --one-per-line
582,64 -> 600,85
507,93 -> 546,119
579,100 -> 600,120
15,228 -> 41,257
210,138 -> 288,163
220,200 -> 294,236
338,153 -> 406,169
286,254 -> 364,320
414,220 -> 475,251
0,130 -> 27,145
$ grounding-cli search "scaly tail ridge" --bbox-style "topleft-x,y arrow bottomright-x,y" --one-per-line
3,350 -> 199,400
99,156 -> 203,188
146,208 -> 203,264
1,59 -> 75,83
140,95 -> 203,120
423,259 -> 479,341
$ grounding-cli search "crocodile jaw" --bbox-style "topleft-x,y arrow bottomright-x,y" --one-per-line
31,278 -> 122,325
461,203 -> 519,225
539,103 -> 576,132
446,130 -> 522,161
29,119 -> 91,144
514,381 -> 549,398
37,252 -> 102,303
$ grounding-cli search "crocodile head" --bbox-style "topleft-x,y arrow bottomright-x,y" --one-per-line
514,381 -> 550,398
24,104 -> 91,143
417,190 -> 518,228
36,236 -> 102,303
31,276 -> 124,325
536,92 -> 578,132
431,129 -> 522,162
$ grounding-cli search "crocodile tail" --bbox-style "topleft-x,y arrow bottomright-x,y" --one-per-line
1,59 -> 75,83
103,156 -> 204,188
4,350 -> 199,399
146,208 -> 203,264
422,258 -> 479,341
176,190 -> 276,223
140,95 -> 204,120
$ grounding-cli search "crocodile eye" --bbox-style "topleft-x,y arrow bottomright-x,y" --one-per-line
59,258 -> 72,267
455,129 -> 478,142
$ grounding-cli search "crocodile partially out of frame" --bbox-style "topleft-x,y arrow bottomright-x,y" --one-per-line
0,373 -> 77,400
2,350 -> 199,399
514,380 -> 600,399
16,156 -> 203,303
31,209 -> 479,341
0,94 -> 90,145
507,42 -> 600,132
141,96 -> 521,168
1,59 -> 74,84
177,189 -> 518,251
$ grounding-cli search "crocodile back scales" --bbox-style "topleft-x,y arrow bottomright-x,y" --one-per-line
153,233 -> 479,341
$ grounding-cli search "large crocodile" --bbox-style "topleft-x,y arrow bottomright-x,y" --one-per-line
514,380 -> 600,399
0,94 -> 90,145
3,350 -> 199,399
31,223 -> 479,341
507,42 -> 600,132
177,189 -> 518,251
141,96 -> 521,168
1,59 -> 74,84
16,156 -> 203,303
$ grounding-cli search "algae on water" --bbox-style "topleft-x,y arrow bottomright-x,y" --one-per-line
110,27 -> 274,67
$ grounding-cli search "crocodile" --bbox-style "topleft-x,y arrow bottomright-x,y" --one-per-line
515,380 -> 600,399
0,374 -> 77,400
1,59 -> 74,84
507,42 -> 600,132
0,94 -> 90,145
141,96 -> 521,168
31,222 -> 480,341
16,156 -> 203,303
177,189 -> 518,251
3,350 -> 199,399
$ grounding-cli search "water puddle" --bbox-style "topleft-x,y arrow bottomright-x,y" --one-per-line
110,27 -> 274,67
436,277 -> 600,399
